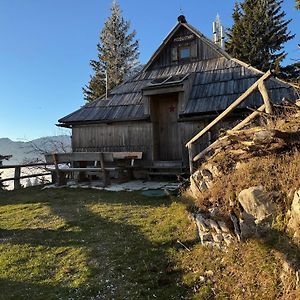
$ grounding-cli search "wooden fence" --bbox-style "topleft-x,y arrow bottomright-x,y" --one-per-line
0,162 -> 52,190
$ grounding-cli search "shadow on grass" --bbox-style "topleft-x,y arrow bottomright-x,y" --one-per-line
0,187 -> 173,207
0,187 -> 190,299
0,278 -> 78,300
258,228 -> 300,269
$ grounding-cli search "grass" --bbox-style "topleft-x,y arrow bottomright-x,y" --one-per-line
0,187 -> 194,299
0,187 -> 299,299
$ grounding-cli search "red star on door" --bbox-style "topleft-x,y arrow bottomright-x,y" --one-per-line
169,105 -> 176,112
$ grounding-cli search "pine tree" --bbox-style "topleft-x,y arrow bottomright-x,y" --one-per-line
83,1 -> 139,103
226,0 -> 294,72
296,0 -> 300,9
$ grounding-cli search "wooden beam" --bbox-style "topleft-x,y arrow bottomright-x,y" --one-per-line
0,162 -> 48,169
193,104 -> 266,162
186,70 -> 272,147
258,81 -> 273,114
230,104 -> 266,132
0,172 -> 52,183
193,136 -> 229,162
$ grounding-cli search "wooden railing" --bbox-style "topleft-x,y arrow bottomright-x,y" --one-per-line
185,70 -> 274,174
0,162 -> 52,190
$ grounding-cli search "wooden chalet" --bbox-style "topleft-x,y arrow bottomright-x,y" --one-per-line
58,16 -> 297,174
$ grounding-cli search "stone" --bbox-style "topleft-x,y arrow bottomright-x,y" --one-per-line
201,169 -> 213,181
199,181 -> 208,192
287,189 -> 300,240
211,231 -> 223,243
253,130 -> 275,144
217,221 -> 230,233
230,213 -> 241,241
203,162 -> 221,178
238,186 -> 275,224
223,234 -> 234,246
205,219 -> 221,233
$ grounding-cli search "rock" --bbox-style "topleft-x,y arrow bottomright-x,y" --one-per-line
230,213 -> 241,241
211,231 -> 223,243
223,234 -> 234,246
202,162 -> 221,178
201,169 -> 213,181
195,213 -> 236,248
287,189 -> 300,240
217,221 -> 230,233
253,130 -> 275,144
238,186 -> 275,224
189,171 -> 205,198
205,219 -> 221,233
195,214 -> 213,244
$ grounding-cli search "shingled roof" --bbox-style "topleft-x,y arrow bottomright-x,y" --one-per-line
59,20 -> 297,125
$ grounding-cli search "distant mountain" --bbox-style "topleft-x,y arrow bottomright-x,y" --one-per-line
0,136 -> 71,165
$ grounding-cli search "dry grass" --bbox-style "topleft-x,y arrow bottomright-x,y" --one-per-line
191,108 -> 300,219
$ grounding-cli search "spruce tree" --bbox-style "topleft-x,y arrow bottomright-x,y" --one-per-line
226,0 -> 294,72
83,1 -> 139,103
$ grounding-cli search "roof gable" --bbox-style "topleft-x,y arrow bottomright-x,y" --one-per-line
144,21 -> 231,71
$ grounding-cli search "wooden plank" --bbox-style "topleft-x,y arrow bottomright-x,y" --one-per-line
0,162 -> 48,169
112,152 -> 143,159
45,152 -> 114,163
258,81 -> 273,114
193,105 -> 266,162
0,173 -> 52,183
230,104 -> 266,132
186,70 -> 272,147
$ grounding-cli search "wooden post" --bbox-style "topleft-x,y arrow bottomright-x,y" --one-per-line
186,70 -> 272,147
14,166 -> 21,190
52,153 -> 60,185
100,152 -> 110,187
188,144 -> 194,174
258,81 -> 273,114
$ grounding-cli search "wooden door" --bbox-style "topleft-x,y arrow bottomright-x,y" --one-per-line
152,94 -> 181,161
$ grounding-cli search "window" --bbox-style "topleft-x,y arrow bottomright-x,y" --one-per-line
179,47 -> 190,59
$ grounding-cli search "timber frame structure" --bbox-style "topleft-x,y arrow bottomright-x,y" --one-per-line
58,16 -> 297,175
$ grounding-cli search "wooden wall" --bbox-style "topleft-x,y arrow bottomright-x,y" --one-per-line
72,122 -> 153,161
72,118 -> 237,166
149,27 -> 222,70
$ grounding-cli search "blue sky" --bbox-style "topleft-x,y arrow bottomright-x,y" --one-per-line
0,0 -> 299,141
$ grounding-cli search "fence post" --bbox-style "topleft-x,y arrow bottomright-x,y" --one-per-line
188,144 -> 194,175
14,167 -> 21,190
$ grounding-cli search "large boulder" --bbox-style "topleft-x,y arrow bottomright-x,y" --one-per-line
238,186 -> 275,223
287,189 -> 300,240
237,186 -> 275,239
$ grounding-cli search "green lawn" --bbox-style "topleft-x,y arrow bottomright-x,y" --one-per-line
0,187 -> 298,299
0,188 -> 195,300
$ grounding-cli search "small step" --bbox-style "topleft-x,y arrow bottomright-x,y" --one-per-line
148,172 -> 185,176
151,160 -> 183,169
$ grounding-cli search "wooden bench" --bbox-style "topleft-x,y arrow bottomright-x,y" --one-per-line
45,152 -> 115,187
45,152 -> 143,187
